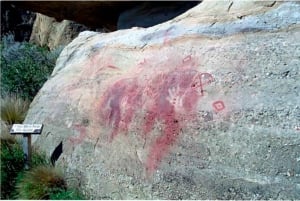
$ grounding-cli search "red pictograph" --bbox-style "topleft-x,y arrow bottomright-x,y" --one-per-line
212,100 -> 225,112
97,55 -> 223,174
69,124 -> 87,144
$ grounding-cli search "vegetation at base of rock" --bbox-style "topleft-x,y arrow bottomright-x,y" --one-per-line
0,34 -> 63,100
49,188 -> 86,200
15,166 -> 66,199
15,166 -> 86,200
0,125 -> 85,200
0,125 -> 50,199
0,94 -> 30,125
0,127 -> 24,199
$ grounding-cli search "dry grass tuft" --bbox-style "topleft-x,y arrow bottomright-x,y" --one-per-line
0,95 -> 30,125
16,166 -> 66,199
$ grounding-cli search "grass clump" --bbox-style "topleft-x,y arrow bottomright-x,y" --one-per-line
49,188 -> 86,200
0,34 -> 63,100
15,165 -> 86,200
0,124 -> 50,199
15,166 -> 66,199
0,128 -> 24,199
0,132 -> 86,200
0,94 -> 30,125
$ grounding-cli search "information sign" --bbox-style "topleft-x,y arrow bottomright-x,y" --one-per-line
10,124 -> 43,135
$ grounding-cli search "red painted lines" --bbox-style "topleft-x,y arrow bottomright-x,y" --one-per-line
107,65 -> 119,70
69,124 -> 87,145
98,55 -> 225,174
163,30 -> 171,45
182,55 -> 192,63
138,58 -> 147,66
100,78 -> 142,141
212,100 -> 225,112
99,68 -> 216,174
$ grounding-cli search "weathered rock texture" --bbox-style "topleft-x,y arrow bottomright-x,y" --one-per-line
25,1 -> 300,199
30,13 -> 89,50
15,1 -> 198,49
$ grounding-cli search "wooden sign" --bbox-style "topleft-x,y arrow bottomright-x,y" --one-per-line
10,124 -> 43,170
10,124 -> 43,135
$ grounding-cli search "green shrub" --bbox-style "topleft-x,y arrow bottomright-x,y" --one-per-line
0,124 -> 51,199
0,34 -> 63,100
14,164 -> 86,200
31,148 -> 50,167
0,130 -> 24,199
1,108 -> 85,199
15,166 -> 66,199
0,94 -> 30,125
49,188 -> 85,200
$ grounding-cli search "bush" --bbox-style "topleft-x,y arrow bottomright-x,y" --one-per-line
0,124 -> 85,200
0,34 -> 63,100
0,124 -> 51,199
15,166 -> 66,199
0,94 -> 30,125
0,129 -> 24,199
31,148 -> 50,167
14,163 -> 86,200
14,164 -> 86,200
49,188 -> 85,200
1,138 -> 86,200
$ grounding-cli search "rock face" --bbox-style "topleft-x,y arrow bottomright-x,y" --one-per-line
25,1 -> 300,199
16,1 -> 198,49
30,13 -> 89,50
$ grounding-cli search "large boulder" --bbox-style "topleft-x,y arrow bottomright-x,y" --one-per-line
30,13 -> 89,50
25,1 -> 300,199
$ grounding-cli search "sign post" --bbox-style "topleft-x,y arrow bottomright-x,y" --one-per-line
10,124 -> 43,169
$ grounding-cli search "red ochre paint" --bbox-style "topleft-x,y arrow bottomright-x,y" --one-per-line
163,30 -> 170,45
107,65 -> 119,70
99,57 -> 219,174
182,55 -> 192,63
100,78 -> 142,141
212,100 -> 225,112
69,124 -> 87,144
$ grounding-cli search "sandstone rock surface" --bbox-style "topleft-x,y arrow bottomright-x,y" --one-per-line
29,13 -> 89,50
25,1 -> 300,199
